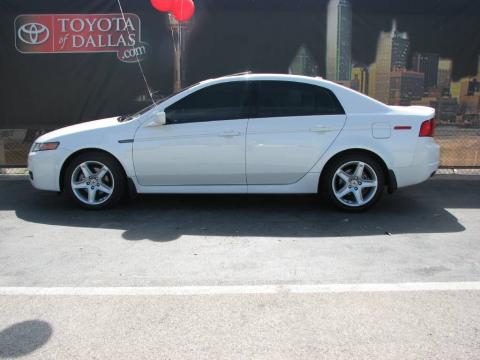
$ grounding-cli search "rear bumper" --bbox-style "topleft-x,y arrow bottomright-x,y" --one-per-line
393,138 -> 440,188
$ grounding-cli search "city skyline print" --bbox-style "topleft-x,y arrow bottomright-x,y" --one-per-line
289,0 -> 480,128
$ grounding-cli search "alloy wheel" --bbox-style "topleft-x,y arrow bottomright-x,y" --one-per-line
70,161 -> 115,206
331,161 -> 378,207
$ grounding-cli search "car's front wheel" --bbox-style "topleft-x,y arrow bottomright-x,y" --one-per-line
65,152 -> 126,209
323,153 -> 385,211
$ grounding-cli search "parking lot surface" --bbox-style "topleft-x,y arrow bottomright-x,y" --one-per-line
1,175 -> 480,359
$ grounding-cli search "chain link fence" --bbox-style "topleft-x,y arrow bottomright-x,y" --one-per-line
0,129 -> 50,168
1,126 -> 479,171
435,126 -> 480,168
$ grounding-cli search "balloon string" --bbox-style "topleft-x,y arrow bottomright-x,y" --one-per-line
179,21 -> 182,71
170,20 -> 178,55
169,15 -> 182,88
116,0 -> 156,105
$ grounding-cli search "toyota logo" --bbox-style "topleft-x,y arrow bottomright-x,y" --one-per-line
17,23 -> 50,45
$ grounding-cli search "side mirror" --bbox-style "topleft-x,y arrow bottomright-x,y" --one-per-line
147,111 -> 166,127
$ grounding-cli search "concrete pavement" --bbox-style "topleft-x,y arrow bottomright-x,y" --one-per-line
0,175 -> 479,358
2,290 -> 480,359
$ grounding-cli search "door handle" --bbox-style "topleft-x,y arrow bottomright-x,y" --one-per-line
219,130 -> 241,137
310,126 -> 335,133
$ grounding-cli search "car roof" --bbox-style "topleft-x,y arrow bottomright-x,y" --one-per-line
201,73 -> 329,86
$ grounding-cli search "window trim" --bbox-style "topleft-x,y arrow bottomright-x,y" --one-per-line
163,80 -> 345,125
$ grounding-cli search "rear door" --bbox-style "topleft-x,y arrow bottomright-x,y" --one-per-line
246,81 -> 346,185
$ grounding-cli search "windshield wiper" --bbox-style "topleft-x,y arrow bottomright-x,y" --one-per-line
117,115 -> 133,122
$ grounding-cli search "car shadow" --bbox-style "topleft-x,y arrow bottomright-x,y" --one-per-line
0,176 -> 476,242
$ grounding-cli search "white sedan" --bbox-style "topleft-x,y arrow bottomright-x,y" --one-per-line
28,74 -> 439,211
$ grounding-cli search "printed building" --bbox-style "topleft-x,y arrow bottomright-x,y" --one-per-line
373,20 -> 409,103
326,0 -> 352,81
389,70 -> 424,105
289,45 -> 319,77
412,52 -> 439,91
437,59 -> 453,94
351,66 -> 369,95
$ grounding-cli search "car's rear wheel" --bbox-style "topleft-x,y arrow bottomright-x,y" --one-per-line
65,152 -> 125,209
323,153 -> 385,211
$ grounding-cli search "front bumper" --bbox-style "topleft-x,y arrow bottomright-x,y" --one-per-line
28,148 -> 70,192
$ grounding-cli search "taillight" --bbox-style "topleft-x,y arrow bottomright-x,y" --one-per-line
419,118 -> 435,137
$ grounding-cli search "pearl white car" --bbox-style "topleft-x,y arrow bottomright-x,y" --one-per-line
28,74 -> 440,211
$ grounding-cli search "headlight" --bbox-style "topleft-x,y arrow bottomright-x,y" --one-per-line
31,142 -> 60,152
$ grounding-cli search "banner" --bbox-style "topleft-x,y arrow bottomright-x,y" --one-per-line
0,0 -> 479,165
14,13 -> 147,63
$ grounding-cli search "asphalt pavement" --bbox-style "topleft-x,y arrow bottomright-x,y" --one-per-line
0,175 -> 479,359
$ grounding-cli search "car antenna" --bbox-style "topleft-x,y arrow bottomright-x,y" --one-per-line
116,0 -> 156,106
223,71 -> 253,76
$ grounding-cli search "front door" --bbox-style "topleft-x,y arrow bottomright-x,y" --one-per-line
133,81 -> 251,186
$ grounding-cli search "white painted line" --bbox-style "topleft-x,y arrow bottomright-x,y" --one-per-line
1,282 -> 480,296
287,282 -> 480,293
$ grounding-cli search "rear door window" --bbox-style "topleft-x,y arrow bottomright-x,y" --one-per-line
254,81 -> 344,118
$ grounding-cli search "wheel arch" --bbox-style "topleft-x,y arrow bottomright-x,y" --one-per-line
318,148 -> 393,193
59,148 -> 128,192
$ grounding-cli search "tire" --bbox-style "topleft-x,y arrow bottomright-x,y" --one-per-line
322,153 -> 385,212
64,151 -> 126,209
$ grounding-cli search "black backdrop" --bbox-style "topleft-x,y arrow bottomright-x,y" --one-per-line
1,0 -> 480,129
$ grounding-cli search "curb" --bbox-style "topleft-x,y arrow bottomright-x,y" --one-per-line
0,174 -> 29,181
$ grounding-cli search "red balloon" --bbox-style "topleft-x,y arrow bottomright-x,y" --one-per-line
171,0 -> 195,22
150,0 -> 173,12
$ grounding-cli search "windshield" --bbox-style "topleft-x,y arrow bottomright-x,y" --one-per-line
117,82 -> 200,122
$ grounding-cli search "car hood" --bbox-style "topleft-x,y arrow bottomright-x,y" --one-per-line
35,117 -> 120,143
